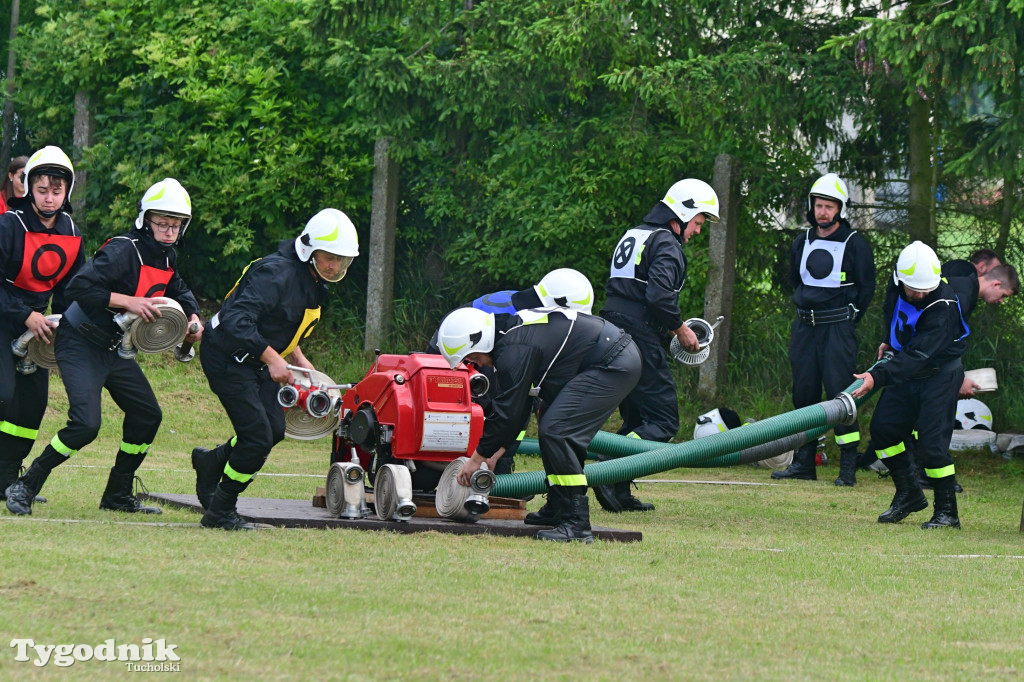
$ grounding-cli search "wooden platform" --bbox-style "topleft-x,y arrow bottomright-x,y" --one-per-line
140,493 -> 642,542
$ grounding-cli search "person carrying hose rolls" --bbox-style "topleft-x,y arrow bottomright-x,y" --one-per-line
774,173 -> 875,485
190,209 -> 358,530
852,241 -> 969,529
598,178 -> 720,512
0,147 -> 85,504
6,178 -> 202,516
441,306 -> 641,543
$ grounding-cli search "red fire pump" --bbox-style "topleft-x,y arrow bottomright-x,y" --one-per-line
326,353 -> 494,522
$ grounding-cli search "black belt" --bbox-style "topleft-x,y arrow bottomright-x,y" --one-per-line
600,298 -> 664,335
797,304 -> 857,326
204,325 -> 266,368
583,323 -> 632,368
63,302 -> 122,351
911,357 -> 962,381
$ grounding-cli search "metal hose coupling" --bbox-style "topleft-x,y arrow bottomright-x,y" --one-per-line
280,366 -> 349,441
827,392 -> 858,426
670,316 -> 725,365
325,461 -> 369,519
469,371 -> 490,398
374,463 -> 416,521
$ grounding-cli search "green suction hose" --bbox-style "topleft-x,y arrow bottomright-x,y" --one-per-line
492,370 -> 880,499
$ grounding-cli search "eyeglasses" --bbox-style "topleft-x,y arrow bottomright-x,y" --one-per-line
148,221 -> 183,233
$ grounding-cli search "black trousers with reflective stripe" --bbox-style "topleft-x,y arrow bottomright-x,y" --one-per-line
789,317 -> 860,443
869,365 -> 962,475
0,327 -> 51,465
601,311 -> 679,442
54,324 -> 163,452
537,341 -> 642,484
199,340 -> 284,477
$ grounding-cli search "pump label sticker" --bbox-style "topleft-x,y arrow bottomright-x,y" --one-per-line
421,412 -> 471,452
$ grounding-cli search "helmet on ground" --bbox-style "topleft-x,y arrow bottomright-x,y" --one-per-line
894,240 -> 942,292
296,208 -> 359,281
135,178 -> 192,241
808,173 -> 849,219
661,178 -> 720,225
693,407 -> 741,439
437,308 -> 495,369
956,398 -> 993,431
22,146 -> 75,215
535,268 -> 594,314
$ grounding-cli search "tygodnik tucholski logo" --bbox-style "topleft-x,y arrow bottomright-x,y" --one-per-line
10,638 -> 181,671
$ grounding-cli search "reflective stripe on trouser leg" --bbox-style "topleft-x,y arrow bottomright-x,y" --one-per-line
224,461 -> 254,483
119,441 -> 151,455
835,431 -> 860,446
876,441 -> 905,460
548,474 -> 587,487
924,464 -> 955,479
0,422 -> 39,441
50,434 -> 78,457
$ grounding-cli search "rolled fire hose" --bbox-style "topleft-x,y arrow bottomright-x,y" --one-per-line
374,463 -> 416,521
281,367 -> 346,441
325,461 -> 369,519
491,370 -> 884,498
669,316 -> 724,365
435,457 -> 496,522
113,298 -> 190,359
11,314 -> 61,373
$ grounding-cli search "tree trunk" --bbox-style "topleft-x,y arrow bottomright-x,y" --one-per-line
364,137 -> 399,354
698,153 -> 739,400
0,0 -> 21,174
906,96 -> 933,246
72,90 -> 95,225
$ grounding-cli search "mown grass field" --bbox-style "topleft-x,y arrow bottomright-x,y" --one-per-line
2,354 -> 1024,680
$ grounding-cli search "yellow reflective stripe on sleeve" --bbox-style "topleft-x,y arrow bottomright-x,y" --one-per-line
224,462 -> 253,483
876,442 -> 906,459
626,432 -> 641,439
50,435 -> 77,457
547,474 -> 588,487
517,431 -> 526,441
0,421 -> 39,441
911,429 -> 918,439
835,432 -> 860,445
230,435 -> 238,447
924,465 -> 956,479
119,441 -> 151,455
281,307 -> 321,357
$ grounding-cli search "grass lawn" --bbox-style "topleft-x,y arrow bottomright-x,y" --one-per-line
2,355 -> 1024,680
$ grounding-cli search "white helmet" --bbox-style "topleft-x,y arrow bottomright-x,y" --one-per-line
535,268 -> 594,314
296,209 -> 359,282
135,178 -> 192,241
894,240 -> 942,292
693,408 -> 728,439
956,398 -> 993,431
437,308 -> 495,368
808,173 -> 849,219
22,146 -> 75,214
662,178 -> 720,224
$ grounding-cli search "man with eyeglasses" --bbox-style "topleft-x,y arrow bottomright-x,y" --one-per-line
6,178 -> 203,516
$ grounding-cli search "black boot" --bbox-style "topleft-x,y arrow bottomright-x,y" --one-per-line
834,447 -> 859,487
524,485 -> 567,526
192,445 -> 230,511
771,442 -> 817,480
99,470 -> 162,514
921,478 -> 961,529
0,459 -> 20,501
613,480 -> 654,511
5,447 -> 66,516
536,493 -> 594,543
877,464 -> 929,523
201,480 -> 257,530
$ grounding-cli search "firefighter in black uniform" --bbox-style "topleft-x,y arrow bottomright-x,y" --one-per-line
441,306 -> 641,543
0,147 -> 84,502
6,178 -> 202,516
852,241 -> 969,529
191,209 -> 359,530
773,173 -> 875,485
941,248 -> 1002,280
424,268 -> 595,475
598,177 -> 720,512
